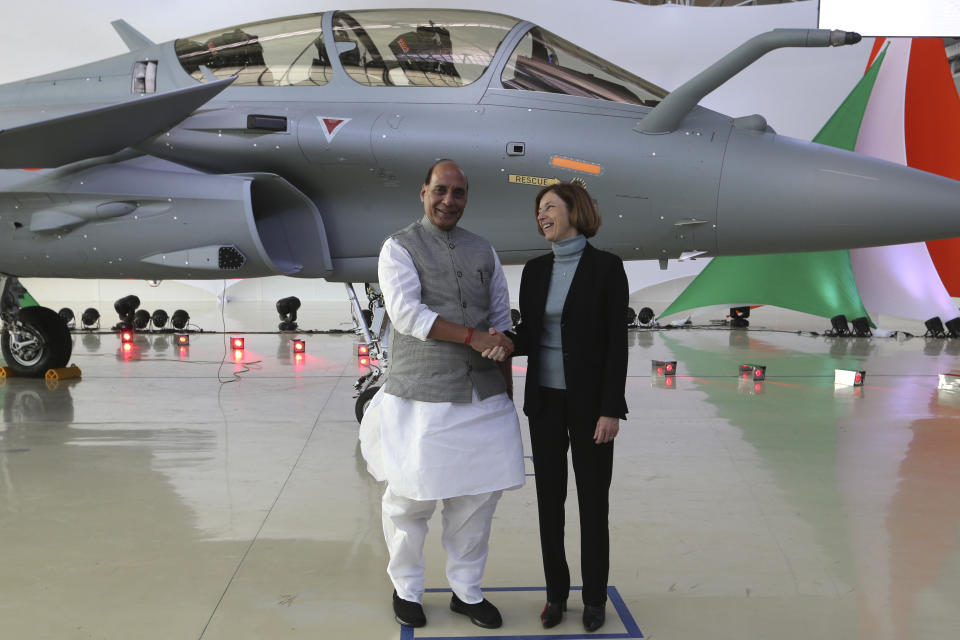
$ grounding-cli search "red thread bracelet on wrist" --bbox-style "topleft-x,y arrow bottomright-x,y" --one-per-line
464,328 -> 474,345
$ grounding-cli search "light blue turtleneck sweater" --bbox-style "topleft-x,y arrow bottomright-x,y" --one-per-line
539,234 -> 586,389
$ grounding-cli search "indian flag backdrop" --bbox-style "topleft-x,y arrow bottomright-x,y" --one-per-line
660,38 -> 959,324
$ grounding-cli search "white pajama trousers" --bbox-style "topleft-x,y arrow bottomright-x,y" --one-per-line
382,485 -> 502,604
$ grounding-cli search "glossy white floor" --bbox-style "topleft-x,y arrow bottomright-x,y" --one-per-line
3,302 -> 960,640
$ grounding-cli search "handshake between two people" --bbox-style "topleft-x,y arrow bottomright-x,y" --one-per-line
470,327 -> 514,362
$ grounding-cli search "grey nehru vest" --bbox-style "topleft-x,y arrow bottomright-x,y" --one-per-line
384,215 -> 506,403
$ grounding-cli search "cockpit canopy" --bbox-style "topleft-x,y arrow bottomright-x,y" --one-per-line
174,9 -> 665,106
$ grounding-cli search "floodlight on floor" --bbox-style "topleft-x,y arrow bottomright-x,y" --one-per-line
851,317 -> 872,337
946,317 -> 960,338
231,337 -> 245,350
511,308 -> 521,329
925,316 -> 946,338
175,334 -> 189,346
740,364 -> 766,381
58,307 -> 75,329
170,309 -> 190,330
626,307 -> 637,326
358,343 -> 370,356
730,307 -> 750,328
120,329 -> 134,343
80,307 -> 100,329
133,309 -> 150,330
292,339 -> 305,353
276,296 -> 301,331
113,295 -> 140,330
830,314 -> 850,337
151,309 -> 168,329
638,307 -> 655,326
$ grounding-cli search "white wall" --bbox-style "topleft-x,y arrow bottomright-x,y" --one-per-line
3,1 -> 871,309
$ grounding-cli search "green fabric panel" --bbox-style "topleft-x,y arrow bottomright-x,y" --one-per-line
659,251 -> 871,321
812,45 -> 886,149
658,47 -> 887,323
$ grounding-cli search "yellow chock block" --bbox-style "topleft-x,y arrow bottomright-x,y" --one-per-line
45,365 -> 81,382
0,366 -> 13,378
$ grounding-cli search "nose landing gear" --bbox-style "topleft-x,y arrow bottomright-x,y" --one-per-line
1,276 -> 72,377
347,282 -> 388,423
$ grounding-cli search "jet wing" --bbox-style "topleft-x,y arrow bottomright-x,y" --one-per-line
0,77 -> 234,169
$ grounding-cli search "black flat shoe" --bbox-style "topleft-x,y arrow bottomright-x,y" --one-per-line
583,604 -> 605,632
540,600 -> 567,628
450,593 -> 503,629
393,590 -> 426,627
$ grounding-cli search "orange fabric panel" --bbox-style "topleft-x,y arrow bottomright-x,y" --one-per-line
905,39 -> 960,296
866,37 -> 886,73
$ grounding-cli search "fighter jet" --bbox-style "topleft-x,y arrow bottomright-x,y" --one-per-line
2,8 -> 960,376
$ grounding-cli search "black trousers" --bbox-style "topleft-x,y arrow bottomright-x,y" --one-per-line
529,386 -> 614,606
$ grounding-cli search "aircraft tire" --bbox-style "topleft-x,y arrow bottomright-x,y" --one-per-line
355,385 -> 380,424
1,306 -> 72,377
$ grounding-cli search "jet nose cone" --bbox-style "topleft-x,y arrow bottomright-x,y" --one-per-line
717,130 -> 960,255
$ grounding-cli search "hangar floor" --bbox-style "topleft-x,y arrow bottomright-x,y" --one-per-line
2,302 -> 960,640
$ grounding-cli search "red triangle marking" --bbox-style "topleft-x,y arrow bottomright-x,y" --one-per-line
322,118 -> 344,135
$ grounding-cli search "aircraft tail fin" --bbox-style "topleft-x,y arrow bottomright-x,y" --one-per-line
0,77 -> 235,169
111,20 -> 155,51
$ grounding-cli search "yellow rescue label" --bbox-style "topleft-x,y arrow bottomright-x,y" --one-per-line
508,174 -> 561,187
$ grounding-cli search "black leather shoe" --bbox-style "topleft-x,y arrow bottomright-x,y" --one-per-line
583,604 -> 605,632
540,600 -> 567,628
393,590 -> 426,627
450,593 -> 503,629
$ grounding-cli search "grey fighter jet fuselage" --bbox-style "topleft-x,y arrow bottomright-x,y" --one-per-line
1,8 -> 959,286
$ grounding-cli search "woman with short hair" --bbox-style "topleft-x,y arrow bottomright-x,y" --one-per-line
489,182 -> 628,632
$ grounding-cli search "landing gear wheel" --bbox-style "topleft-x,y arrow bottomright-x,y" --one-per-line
355,385 -> 380,423
1,306 -> 72,377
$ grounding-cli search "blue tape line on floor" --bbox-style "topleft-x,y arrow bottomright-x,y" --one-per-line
401,586 -> 642,639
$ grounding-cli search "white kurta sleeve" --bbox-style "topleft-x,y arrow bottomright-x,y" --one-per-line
378,238 -> 438,341
488,247 -> 513,333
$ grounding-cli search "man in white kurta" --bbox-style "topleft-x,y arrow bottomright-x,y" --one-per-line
370,160 -> 524,630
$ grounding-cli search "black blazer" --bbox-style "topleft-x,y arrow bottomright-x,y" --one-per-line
512,242 -> 629,424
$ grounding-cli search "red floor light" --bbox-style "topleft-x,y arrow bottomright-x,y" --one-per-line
652,360 -> 677,376
176,334 -> 190,346
121,330 -> 134,343
835,369 -> 866,387
293,339 -> 305,353
231,337 -> 245,350
740,364 -> 766,381
358,343 -> 369,356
